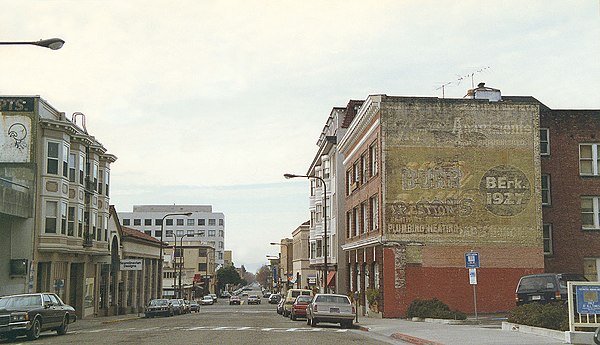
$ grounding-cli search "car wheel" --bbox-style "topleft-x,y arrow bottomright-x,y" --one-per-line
57,315 -> 69,335
27,317 -> 41,340
291,312 -> 296,321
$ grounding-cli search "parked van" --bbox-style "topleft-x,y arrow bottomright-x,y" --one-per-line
282,289 -> 312,317
515,273 -> 587,306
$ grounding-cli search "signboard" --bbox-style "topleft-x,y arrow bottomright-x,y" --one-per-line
120,259 -> 143,271
576,285 -> 600,314
465,252 -> 480,268
469,268 -> 477,285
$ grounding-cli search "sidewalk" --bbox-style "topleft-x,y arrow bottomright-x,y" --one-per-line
353,315 -> 567,345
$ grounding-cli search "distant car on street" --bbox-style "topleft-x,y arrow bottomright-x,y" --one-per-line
0,292 -> 77,341
189,300 -> 200,312
306,294 -> 355,328
200,295 -> 214,305
209,294 -> 218,303
268,294 -> 282,304
169,299 -> 184,315
263,291 -> 271,298
247,295 -> 261,305
145,298 -> 174,318
229,295 -> 241,305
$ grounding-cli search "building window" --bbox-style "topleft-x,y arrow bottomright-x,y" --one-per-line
219,241 -> 224,249
145,219 -> 152,226
187,230 -> 194,237
198,230 -> 205,237
174,248 -> 183,257
134,219 -> 141,226
78,207 -> 84,237
209,219 -> 216,226
540,129 -> 549,155
198,263 -> 207,271
104,170 -> 110,196
361,202 -> 368,234
155,230 -> 162,237
543,224 -> 552,255
361,154 -> 368,184
123,219 -> 130,226
177,219 -> 184,226
187,219 -> 194,226
353,207 -> 359,237
370,142 -> 378,177
47,142 -> 60,175
218,252 -> 223,260
208,230 -> 216,237
582,196 -> 600,229
346,211 -> 351,239
67,206 -> 75,236
580,144 -> 600,176
68,154 -> 76,182
219,219 -> 224,226
61,202 -> 67,235
199,248 -> 208,257
310,242 -> 316,259
198,219 -> 205,226
79,153 -> 85,185
166,230 -> 173,237
541,175 -> 551,205
353,161 -> 360,186
62,144 -> 69,178
316,239 -> 323,257
45,201 -> 58,233
370,194 -> 379,231
166,219 -> 173,226
92,162 -> 99,191
144,230 -> 151,236
155,219 -> 162,226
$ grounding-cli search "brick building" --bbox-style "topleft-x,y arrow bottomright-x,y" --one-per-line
541,107 -> 600,279
339,87 -> 545,317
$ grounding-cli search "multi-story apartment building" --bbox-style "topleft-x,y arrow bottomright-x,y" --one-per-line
540,107 -> 600,279
118,205 -> 225,296
306,101 -> 362,294
0,96 -> 117,319
338,86 -> 545,317
291,221 -> 316,289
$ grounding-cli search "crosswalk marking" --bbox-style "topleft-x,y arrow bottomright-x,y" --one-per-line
77,326 -> 350,334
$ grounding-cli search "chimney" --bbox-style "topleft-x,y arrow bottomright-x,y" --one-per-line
468,82 -> 502,102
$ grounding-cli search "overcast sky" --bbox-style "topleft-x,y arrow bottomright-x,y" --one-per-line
3,1 -> 599,272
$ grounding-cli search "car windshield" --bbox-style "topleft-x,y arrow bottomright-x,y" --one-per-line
203,296 -> 212,300
0,295 -> 42,308
296,295 -> 312,303
149,299 -> 169,306
315,295 -> 350,304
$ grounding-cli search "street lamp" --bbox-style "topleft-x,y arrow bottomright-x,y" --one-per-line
284,173 -> 330,293
0,38 -> 65,50
159,212 -> 192,298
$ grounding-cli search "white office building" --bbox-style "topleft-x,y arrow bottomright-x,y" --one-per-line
118,205 -> 226,267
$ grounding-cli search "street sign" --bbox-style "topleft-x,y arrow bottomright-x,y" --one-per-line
465,252 -> 480,268
120,259 -> 143,271
469,268 -> 477,285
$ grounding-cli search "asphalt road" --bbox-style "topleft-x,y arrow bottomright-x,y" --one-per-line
2,294 -> 401,345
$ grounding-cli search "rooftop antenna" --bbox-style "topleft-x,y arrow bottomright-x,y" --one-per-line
435,81 -> 452,98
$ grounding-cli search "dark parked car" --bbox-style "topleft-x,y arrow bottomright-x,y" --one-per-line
145,299 -> 174,317
0,292 -> 77,341
515,273 -> 588,306
306,294 -> 355,328
268,293 -> 281,304
169,299 -> 184,314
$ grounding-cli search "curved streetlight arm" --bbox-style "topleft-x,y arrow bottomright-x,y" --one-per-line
0,38 -> 65,50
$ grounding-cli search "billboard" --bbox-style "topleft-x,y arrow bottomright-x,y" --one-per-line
383,101 -> 541,246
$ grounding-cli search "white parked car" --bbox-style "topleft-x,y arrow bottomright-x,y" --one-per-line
200,295 -> 214,305
306,294 -> 355,328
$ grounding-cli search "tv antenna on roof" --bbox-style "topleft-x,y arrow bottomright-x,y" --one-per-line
435,66 -> 491,98
435,81 -> 452,98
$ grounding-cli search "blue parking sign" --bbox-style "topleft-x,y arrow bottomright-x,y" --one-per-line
465,252 -> 480,268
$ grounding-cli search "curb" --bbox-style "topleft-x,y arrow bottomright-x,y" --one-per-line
390,333 -> 444,345
101,316 -> 143,324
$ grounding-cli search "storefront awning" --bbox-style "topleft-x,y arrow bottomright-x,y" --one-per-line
326,271 -> 336,287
